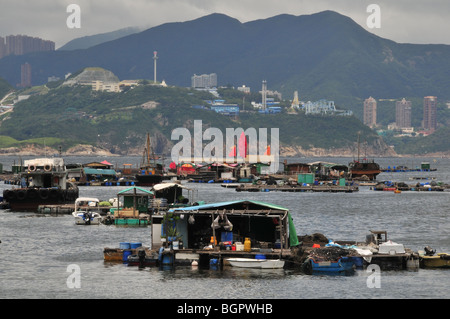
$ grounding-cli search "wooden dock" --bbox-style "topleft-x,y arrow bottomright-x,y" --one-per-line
235,184 -> 358,193
36,204 -> 112,215
37,204 -> 74,214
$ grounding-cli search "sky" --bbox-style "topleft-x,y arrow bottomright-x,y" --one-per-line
1,0 -> 450,49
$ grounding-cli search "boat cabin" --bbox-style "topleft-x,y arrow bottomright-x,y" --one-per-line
22,158 -> 68,189
151,182 -> 196,206
151,200 -> 299,254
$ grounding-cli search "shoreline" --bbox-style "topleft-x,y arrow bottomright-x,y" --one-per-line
0,145 -> 447,159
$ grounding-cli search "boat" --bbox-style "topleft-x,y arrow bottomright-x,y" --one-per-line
135,133 -> 164,186
419,247 -> 450,268
3,158 -> 79,212
348,135 -> 380,180
302,256 -> 354,274
226,258 -> 285,269
72,197 -> 103,225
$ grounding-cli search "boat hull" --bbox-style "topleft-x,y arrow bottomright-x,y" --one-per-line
303,257 -> 354,274
420,254 -> 450,268
135,174 -> 163,186
4,187 -> 79,212
227,258 -> 285,269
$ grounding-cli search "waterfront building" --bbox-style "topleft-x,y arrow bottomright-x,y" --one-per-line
363,97 -> 377,128
395,98 -> 412,129
423,96 -> 437,131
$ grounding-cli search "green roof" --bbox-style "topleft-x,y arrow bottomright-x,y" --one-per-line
118,186 -> 154,195
169,200 -> 289,212
83,168 -> 117,175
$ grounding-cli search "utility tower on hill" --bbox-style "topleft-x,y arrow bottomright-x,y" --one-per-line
153,51 -> 158,83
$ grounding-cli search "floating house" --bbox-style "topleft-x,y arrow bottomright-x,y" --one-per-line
149,200 -> 299,267
111,186 -> 153,226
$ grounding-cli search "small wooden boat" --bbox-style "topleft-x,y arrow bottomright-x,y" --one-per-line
419,252 -> 450,268
302,257 -> 354,274
226,258 -> 285,269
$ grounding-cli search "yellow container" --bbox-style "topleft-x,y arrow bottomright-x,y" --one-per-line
244,238 -> 251,252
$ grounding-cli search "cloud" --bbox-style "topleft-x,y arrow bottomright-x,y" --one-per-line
0,0 -> 449,48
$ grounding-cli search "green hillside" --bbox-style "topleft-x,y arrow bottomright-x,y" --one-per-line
0,77 -> 12,100
0,82 -> 384,155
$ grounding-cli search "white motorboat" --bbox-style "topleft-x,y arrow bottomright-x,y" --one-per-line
226,258 -> 285,269
72,197 -> 103,225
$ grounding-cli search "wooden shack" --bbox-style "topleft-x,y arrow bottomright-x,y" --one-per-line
150,200 -> 299,266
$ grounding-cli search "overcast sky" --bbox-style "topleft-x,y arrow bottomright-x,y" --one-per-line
1,0 -> 449,48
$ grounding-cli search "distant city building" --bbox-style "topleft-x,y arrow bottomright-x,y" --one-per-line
0,35 -> 54,58
191,73 -> 217,88
20,62 -> 32,87
395,98 -> 412,129
237,85 -> 250,94
423,96 -> 437,131
363,97 -> 377,128
92,80 -> 120,93
208,100 -> 239,116
303,99 -> 352,116
47,76 -> 60,82
0,37 -> 6,59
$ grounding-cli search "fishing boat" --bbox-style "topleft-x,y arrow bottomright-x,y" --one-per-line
3,158 -> 79,212
348,134 -> 380,180
72,197 -> 103,225
135,133 -> 164,186
226,258 -> 285,269
419,247 -> 450,268
420,254 -> 450,268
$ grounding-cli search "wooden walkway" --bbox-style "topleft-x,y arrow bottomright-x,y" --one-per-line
235,184 -> 358,193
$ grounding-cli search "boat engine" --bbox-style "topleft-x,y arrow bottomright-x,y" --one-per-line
424,246 -> 436,256
83,212 -> 92,225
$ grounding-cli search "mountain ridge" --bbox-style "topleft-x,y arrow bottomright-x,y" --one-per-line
0,11 -> 449,118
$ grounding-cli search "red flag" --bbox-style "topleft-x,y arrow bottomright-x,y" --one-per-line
228,145 -> 236,157
238,132 -> 247,158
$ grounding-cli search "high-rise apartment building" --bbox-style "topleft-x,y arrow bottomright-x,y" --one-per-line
423,96 -> 437,131
363,96 -> 377,128
0,37 -> 6,59
395,98 -> 412,129
191,73 -> 217,88
20,62 -> 32,87
0,35 -> 54,58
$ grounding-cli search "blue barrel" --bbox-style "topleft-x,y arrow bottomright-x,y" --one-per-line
162,254 -> 173,265
119,242 -> 131,249
255,254 -> 266,260
123,250 -> 132,262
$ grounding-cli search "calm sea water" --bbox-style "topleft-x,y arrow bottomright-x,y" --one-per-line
0,155 -> 449,300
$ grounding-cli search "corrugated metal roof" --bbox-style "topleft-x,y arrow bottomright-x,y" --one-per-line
118,186 -> 154,195
169,200 -> 288,212
83,168 -> 117,175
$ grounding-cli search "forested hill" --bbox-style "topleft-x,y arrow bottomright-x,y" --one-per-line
0,83 -> 388,157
